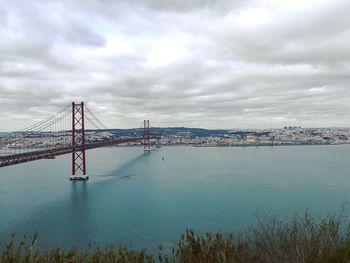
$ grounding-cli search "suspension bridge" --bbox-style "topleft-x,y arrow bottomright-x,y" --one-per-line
0,102 -> 158,180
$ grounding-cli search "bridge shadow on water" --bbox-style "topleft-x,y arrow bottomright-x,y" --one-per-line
93,150 -> 152,183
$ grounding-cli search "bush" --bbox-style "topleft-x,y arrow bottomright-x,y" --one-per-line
1,233 -> 154,263
2,210 -> 350,262
250,210 -> 349,263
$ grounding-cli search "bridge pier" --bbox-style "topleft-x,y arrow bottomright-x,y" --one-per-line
143,120 -> 150,152
71,101 -> 88,181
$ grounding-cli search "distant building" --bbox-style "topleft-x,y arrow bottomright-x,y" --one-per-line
285,126 -> 302,130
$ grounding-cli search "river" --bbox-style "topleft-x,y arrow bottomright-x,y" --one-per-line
0,145 -> 349,252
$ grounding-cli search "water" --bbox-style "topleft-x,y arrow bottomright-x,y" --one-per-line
0,145 -> 350,252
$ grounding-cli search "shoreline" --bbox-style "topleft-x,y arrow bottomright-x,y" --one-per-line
113,143 -> 350,148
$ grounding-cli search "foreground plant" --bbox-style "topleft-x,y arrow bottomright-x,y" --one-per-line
250,210 -> 350,263
1,233 -> 154,263
2,210 -> 350,263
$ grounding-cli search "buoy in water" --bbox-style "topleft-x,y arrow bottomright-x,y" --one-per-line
162,157 -> 164,161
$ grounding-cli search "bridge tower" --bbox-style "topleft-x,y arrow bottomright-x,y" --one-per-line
143,120 -> 150,152
71,101 -> 88,180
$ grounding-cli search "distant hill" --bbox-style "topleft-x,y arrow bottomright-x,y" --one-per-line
88,127 -> 229,137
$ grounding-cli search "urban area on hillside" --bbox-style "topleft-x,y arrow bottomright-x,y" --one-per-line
1,127 -> 349,153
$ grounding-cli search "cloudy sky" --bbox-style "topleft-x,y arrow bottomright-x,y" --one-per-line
0,0 -> 349,131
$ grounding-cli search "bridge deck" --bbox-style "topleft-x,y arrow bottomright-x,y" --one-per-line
0,137 -> 146,168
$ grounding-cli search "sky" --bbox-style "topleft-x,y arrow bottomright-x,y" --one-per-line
0,0 -> 349,131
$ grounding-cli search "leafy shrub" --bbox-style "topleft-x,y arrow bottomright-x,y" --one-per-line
2,210 -> 350,263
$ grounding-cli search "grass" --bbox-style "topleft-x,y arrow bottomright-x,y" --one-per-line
2,210 -> 350,262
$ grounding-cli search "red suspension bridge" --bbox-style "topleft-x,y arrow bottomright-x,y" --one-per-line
0,102 -> 158,180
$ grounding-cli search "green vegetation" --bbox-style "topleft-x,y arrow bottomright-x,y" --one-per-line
2,210 -> 350,262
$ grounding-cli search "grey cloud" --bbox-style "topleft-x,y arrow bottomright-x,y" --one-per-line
135,0 -> 247,13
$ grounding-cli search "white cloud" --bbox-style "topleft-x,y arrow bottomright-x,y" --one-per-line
0,0 -> 349,131
146,34 -> 190,66
230,7 -> 272,27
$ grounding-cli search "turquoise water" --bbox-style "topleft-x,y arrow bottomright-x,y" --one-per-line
0,145 -> 350,251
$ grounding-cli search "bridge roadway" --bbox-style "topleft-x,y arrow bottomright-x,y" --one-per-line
0,137 -> 151,168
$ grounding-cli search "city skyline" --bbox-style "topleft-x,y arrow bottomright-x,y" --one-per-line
1,0 -> 350,131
